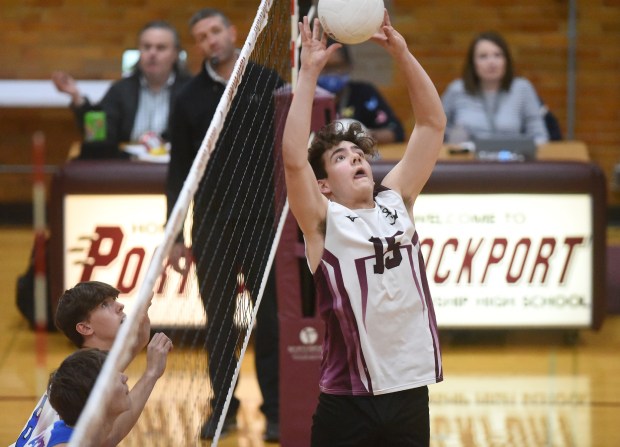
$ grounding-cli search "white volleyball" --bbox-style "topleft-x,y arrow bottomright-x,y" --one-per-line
318,0 -> 385,45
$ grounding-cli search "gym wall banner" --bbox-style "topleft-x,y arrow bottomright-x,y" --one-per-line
63,194 -> 206,327
63,192 -> 593,329
415,194 -> 592,328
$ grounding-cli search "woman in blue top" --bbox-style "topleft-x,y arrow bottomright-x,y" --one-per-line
442,31 -> 549,145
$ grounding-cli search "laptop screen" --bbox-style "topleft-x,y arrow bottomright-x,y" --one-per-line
473,136 -> 537,162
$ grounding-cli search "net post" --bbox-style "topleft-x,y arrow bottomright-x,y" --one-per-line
70,0 -> 289,442
32,131 -> 48,394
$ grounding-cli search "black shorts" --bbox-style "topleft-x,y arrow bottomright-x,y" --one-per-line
311,386 -> 430,447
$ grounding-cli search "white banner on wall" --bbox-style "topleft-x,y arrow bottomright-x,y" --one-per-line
64,194 -> 206,326
64,193 -> 593,328
414,194 -> 593,328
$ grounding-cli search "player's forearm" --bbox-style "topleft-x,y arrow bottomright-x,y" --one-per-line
282,69 -> 318,170
398,51 -> 446,132
382,49 -> 445,200
101,372 -> 159,446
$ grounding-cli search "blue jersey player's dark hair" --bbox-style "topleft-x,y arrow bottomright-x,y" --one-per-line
48,348 -> 108,426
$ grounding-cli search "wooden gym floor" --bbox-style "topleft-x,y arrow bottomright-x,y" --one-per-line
1,225 -> 619,446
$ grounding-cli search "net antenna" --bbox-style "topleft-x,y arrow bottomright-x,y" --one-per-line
69,0 -> 292,445
32,131 -> 48,396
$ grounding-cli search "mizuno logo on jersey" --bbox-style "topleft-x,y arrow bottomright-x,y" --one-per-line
346,215 -> 359,222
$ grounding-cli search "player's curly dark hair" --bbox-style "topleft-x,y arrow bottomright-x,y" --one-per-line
308,121 -> 376,179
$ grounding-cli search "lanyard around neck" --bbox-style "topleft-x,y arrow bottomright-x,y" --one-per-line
481,91 -> 501,133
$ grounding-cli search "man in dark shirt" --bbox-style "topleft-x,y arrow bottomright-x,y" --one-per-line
165,8 -> 281,442
52,20 -> 191,151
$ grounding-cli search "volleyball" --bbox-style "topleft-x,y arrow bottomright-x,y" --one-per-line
318,0 -> 385,45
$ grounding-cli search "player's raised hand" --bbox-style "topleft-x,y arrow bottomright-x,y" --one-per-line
169,242 -> 192,274
371,9 -> 408,58
145,332 -> 174,380
298,16 -> 341,76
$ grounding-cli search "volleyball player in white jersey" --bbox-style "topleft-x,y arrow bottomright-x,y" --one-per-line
282,12 -> 445,446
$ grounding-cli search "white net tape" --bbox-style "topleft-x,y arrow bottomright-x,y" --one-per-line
69,1 -> 292,445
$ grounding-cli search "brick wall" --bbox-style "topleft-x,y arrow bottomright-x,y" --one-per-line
1,0 -> 618,205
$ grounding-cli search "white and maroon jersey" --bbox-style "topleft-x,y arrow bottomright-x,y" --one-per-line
312,186 -> 443,396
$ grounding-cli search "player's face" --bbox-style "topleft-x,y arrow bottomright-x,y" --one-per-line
83,297 -> 126,349
138,28 -> 178,81
320,141 -> 374,205
473,39 -> 506,86
108,372 -> 130,417
191,16 -> 237,65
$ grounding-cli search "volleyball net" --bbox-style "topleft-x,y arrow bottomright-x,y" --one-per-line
70,0 -> 293,445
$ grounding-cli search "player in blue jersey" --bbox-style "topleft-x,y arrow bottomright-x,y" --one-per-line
46,348 -> 130,447
282,11 -> 445,446
13,281 -> 172,447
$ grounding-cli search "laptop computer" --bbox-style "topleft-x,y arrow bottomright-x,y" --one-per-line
473,136 -> 538,162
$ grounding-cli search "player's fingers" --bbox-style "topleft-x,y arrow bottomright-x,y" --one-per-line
152,332 -> 174,350
325,42 -> 342,58
161,333 -> 173,349
150,332 -> 162,345
383,8 -> 391,27
298,21 -> 305,41
300,16 -> 309,40
312,17 -> 321,40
